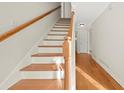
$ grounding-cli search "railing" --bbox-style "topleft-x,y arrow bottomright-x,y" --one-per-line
0,6 -> 61,42
63,12 -> 75,90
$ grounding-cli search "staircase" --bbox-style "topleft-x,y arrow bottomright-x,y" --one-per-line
8,18 -> 71,90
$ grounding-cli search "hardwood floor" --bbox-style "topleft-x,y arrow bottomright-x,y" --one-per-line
76,53 -> 123,90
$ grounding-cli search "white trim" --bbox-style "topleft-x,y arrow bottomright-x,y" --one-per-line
21,71 -> 64,79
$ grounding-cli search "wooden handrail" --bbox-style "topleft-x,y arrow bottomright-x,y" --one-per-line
0,6 -> 61,42
63,12 -> 74,90
67,12 -> 74,38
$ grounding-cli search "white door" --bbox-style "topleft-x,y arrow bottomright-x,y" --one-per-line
77,26 -> 88,53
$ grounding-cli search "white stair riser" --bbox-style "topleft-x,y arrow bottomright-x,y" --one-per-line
55,24 -> 70,26
48,31 -> 67,34
46,36 -> 65,39
42,41 -> 64,45
31,57 -> 64,63
56,22 -> 70,23
21,71 -> 64,79
54,26 -> 69,28
52,28 -> 69,31
38,47 -> 63,53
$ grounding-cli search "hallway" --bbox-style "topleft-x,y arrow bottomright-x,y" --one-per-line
0,2 -> 124,90
76,53 -> 123,90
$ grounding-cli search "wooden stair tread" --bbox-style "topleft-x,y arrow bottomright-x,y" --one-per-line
51,29 -> 69,30
20,63 -> 64,71
58,20 -> 70,21
59,18 -> 70,19
38,45 -> 63,47
57,21 -> 70,22
56,23 -> 70,24
56,21 -> 70,22
48,34 -> 67,36
55,24 -> 70,26
57,20 -> 70,22
44,39 -> 64,41
58,21 -> 70,22
8,79 -> 64,90
51,30 -> 68,32
59,20 -> 70,21
53,27 -> 69,29
55,23 -> 70,25
53,25 -> 70,28
55,22 -> 70,24
31,53 -> 63,57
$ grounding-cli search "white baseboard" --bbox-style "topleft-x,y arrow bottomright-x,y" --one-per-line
91,52 -> 124,88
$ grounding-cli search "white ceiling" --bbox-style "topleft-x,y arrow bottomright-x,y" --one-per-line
71,2 -> 110,29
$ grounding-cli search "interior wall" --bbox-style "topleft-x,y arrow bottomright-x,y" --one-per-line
71,2 -> 110,28
71,2 -> 109,53
90,2 -> 124,87
0,2 -> 60,85
61,2 -> 71,18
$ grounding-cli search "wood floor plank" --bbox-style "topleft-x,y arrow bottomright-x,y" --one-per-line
76,53 -> 124,90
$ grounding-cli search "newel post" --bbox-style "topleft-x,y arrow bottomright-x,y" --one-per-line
63,36 -> 72,90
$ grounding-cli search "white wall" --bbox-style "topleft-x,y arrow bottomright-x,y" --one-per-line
91,2 -> 124,87
61,2 -> 71,18
71,2 -> 109,29
71,2 -> 109,53
0,2 -> 60,88
64,2 -> 71,18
